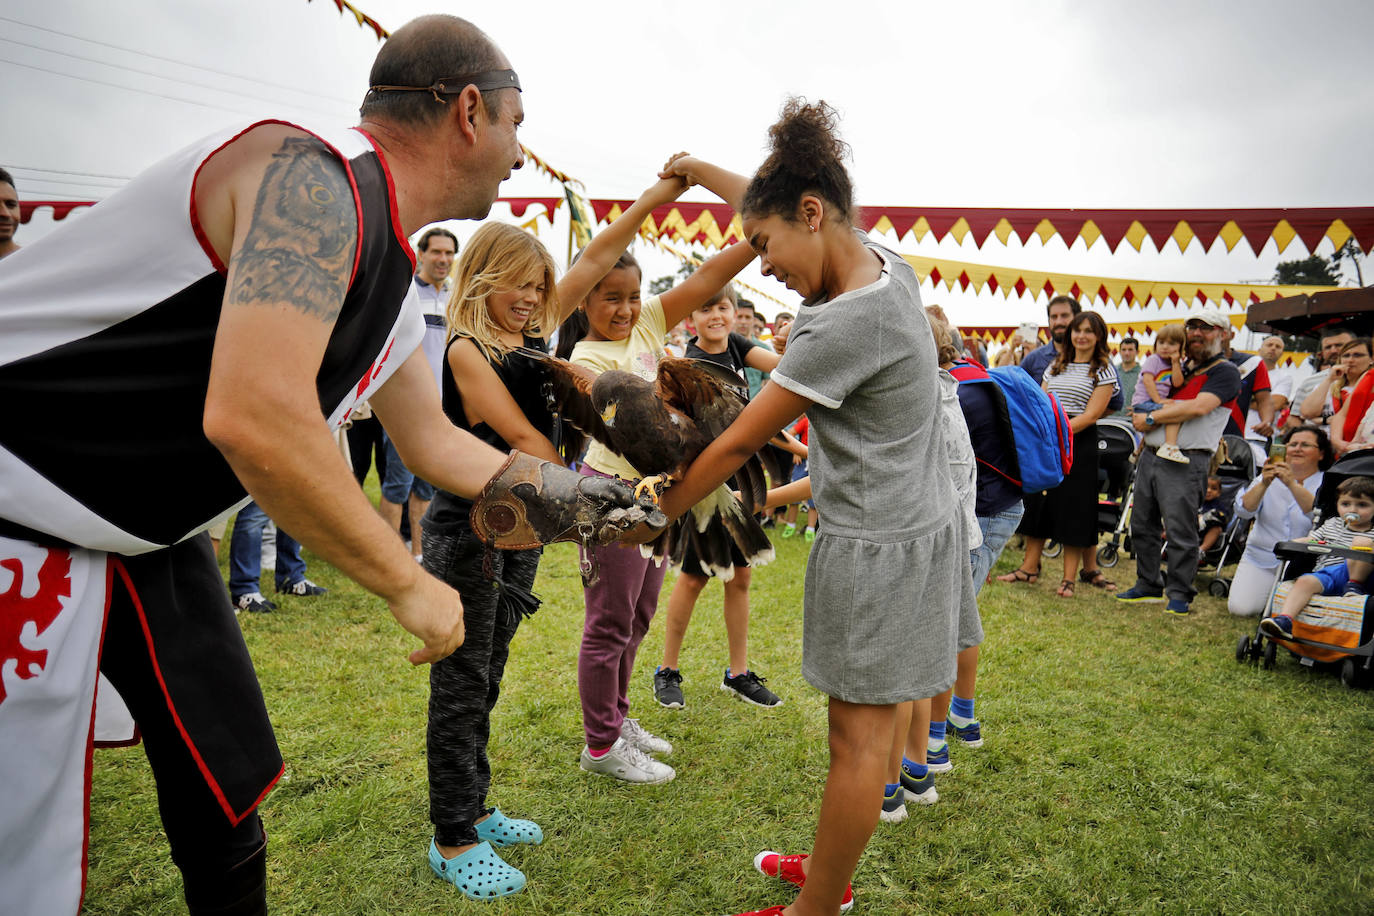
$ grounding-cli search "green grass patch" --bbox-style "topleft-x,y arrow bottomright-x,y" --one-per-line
86,526 -> 1374,914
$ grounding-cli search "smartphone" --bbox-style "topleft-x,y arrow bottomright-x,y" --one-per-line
1269,442 -> 1287,462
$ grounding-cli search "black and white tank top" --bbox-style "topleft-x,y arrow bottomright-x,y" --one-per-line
0,120 -> 424,553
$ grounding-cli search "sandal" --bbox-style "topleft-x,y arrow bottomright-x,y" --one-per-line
1079,570 -> 1117,592
1056,580 -> 1075,598
996,566 -> 1039,585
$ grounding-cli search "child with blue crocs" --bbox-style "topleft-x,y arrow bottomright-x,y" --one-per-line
423,216 -> 654,895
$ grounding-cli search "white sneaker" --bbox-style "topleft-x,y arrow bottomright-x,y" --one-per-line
620,717 -> 672,756
579,738 -> 675,784
1156,443 -> 1190,464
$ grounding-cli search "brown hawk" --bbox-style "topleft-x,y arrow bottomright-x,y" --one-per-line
516,348 -> 791,580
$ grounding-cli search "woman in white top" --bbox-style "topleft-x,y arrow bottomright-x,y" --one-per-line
1227,426 -> 1334,617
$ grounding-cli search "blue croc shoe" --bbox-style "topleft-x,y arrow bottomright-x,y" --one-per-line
429,839 -> 526,900
475,808 -> 543,847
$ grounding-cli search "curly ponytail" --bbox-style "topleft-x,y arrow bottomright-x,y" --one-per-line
742,98 -> 855,225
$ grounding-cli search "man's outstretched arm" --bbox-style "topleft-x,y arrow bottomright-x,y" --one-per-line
201,127 -> 462,664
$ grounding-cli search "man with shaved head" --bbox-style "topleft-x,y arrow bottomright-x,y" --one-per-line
1290,325 -> 1355,428
1245,335 -> 1292,444
0,16 -> 656,914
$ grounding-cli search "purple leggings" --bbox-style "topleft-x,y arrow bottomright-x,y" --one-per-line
578,466 -> 667,748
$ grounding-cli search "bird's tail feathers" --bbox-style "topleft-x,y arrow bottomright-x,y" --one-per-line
690,486 -> 776,575
718,508 -> 775,570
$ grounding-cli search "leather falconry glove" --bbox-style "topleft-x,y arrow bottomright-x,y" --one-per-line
470,451 -> 667,550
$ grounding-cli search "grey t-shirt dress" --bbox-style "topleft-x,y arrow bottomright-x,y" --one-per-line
770,233 -> 979,704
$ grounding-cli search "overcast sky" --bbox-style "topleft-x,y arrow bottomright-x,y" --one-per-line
4,0 -> 1371,334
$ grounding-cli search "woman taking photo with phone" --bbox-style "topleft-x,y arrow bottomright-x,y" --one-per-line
1226,426 -> 1334,617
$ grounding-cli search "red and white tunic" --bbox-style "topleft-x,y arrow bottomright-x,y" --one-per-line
0,120 -> 422,914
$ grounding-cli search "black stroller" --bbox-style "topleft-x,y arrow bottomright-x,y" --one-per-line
1094,416 -> 1139,567
1235,448 -> 1374,688
1043,416 -> 1138,564
1199,434 -> 1258,596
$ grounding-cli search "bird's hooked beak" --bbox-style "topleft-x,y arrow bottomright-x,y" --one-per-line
599,401 -> 617,428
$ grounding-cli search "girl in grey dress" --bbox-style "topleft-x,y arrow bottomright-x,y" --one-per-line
654,100 -> 974,916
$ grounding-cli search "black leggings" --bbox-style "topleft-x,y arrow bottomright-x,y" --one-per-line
101,535 -> 273,914
422,524 -> 541,847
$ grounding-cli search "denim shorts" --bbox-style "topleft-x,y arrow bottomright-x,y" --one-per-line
970,501 -> 1025,595
1133,400 -> 1165,413
790,459 -> 813,509
380,433 -> 435,503
1310,562 -> 1350,596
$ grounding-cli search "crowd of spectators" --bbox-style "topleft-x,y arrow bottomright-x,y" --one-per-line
936,293 -> 1369,619
670,290 -> 1364,625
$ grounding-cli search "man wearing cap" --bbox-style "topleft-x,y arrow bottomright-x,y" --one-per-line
1117,308 -> 1241,616
0,15 -> 659,915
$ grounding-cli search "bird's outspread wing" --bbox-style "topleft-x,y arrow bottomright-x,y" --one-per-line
512,347 -> 612,452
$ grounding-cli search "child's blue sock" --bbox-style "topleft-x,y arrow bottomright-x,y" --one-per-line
884,782 -> 902,800
901,756 -> 928,778
928,719 -> 947,751
949,695 -> 976,727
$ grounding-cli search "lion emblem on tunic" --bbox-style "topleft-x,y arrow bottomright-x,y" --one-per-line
0,548 -> 73,705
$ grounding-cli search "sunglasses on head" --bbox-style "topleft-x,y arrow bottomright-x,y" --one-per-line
368,69 -> 521,103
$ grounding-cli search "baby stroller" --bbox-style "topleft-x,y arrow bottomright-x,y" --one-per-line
1235,449 -> 1374,688
1199,434 -> 1258,596
1094,416 -> 1139,568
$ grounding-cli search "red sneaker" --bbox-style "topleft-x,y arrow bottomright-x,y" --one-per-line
725,908 -> 786,916
754,851 -> 855,912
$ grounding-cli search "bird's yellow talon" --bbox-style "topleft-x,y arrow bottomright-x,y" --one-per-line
634,475 -> 665,504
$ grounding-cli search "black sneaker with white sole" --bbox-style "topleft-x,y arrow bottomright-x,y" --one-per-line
277,578 -> 328,597
721,669 -> 783,708
653,666 -> 685,708
233,592 -> 276,614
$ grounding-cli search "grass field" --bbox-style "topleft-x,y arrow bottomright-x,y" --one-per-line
85,517 -> 1374,915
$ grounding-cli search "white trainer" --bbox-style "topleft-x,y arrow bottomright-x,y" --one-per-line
579,738 -> 675,784
620,717 -> 672,756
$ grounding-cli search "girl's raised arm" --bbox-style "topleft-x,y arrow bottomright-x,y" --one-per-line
660,154 -> 750,212
555,174 -> 687,321
659,243 -> 757,330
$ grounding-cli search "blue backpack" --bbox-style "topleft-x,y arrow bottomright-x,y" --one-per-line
948,361 -> 1074,493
